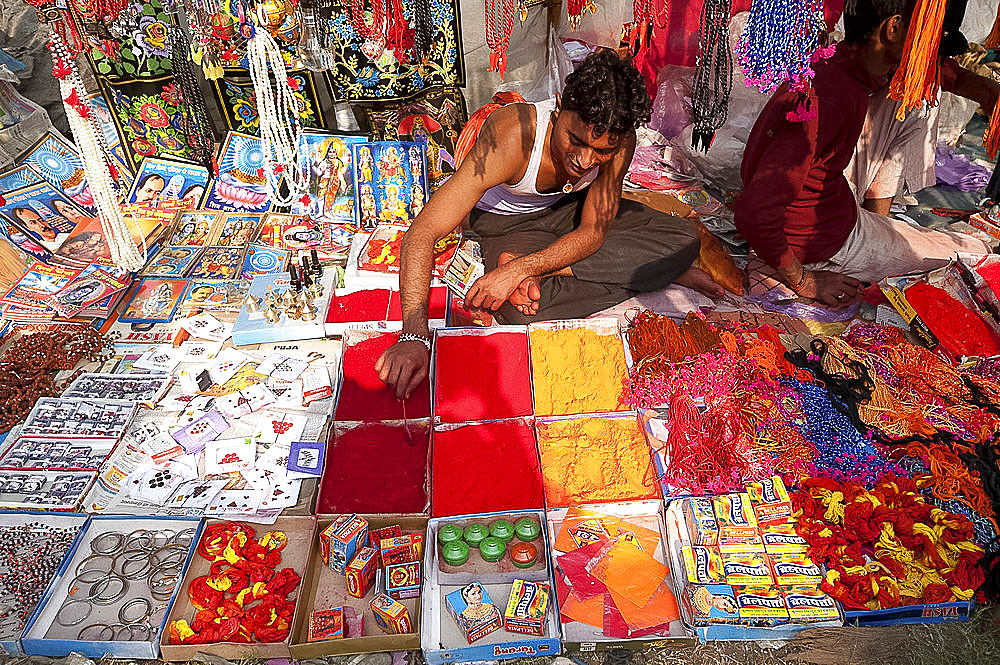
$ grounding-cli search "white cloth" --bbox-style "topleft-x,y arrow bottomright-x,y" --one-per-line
846,87 -> 940,203
805,206 -> 990,282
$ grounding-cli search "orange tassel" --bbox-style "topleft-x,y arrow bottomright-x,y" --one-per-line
984,100 -> 1000,159
887,0 -> 947,121
985,5 -> 1000,50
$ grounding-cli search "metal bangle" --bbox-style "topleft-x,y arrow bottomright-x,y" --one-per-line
171,528 -> 197,547
128,622 -> 151,641
88,573 -> 127,605
124,529 -> 152,550
90,531 -> 125,555
54,599 -> 92,627
147,603 -> 168,627
118,597 -> 151,624
150,530 -> 175,547
78,623 -> 113,641
75,554 -> 112,578
116,554 -> 151,580
71,569 -> 108,586
149,544 -> 187,569
109,623 -> 131,640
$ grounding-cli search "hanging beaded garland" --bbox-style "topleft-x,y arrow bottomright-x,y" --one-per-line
245,5 -> 309,207
736,0 -> 830,96
347,0 -> 415,62
486,0 -> 515,80
690,0 -> 733,152
566,0 -> 596,30
0,327 -> 115,433
411,0 -> 435,60
169,23 -> 217,171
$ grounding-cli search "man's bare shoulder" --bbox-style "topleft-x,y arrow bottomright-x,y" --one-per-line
477,103 -> 536,159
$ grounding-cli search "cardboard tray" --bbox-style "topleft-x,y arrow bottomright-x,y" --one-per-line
663,500 -> 842,641
526,318 -> 634,419
0,511 -> 89,657
423,509 -> 561,664
547,499 -> 692,651
535,412 -> 660,509
159,515 -> 315,661
22,515 -> 203,659
430,325 -> 531,425
290,514 -> 427,657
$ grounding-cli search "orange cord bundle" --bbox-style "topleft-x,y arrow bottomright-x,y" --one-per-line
887,0 -> 947,121
890,440 -> 993,517
984,3 -> 1000,49
983,102 -> 1000,159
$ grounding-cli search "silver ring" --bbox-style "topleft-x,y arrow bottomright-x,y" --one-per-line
90,532 -> 125,555
836,293 -> 847,301
128,622 -> 151,641
116,555 -> 151,580
89,573 -> 127,605
75,554 -> 112,578
78,623 -> 113,640
55,599 -> 92,627
71,569 -> 109,586
118,597 -> 151,624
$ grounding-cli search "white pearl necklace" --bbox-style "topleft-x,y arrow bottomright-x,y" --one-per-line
246,11 -> 308,207
49,32 -> 145,271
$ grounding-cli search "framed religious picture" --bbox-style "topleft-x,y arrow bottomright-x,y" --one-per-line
354,86 -> 468,193
167,210 -> 224,246
0,182 -> 90,254
203,132 -> 275,213
352,141 -> 428,230
216,213 -> 263,247
0,165 -> 44,194
140,245 -> 204,278
291,132 -> 366,224
119,278 -> 188,323
126,157 -> 210,207
17,132 -> 97,214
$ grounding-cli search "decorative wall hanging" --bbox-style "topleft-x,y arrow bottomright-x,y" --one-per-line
354,86 -> 468,193
320,0 -> 464,101
212,69 -> 324,134
79,0 -> 175,80
96,77 -> 197,171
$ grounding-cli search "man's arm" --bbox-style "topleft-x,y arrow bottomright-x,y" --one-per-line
375,107 -> 527,398
464,133 -> 635,311
941,56 -> 1000,114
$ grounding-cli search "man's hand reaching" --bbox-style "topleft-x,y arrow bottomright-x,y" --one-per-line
375,339 -> 429,400
464,263 -> 526,311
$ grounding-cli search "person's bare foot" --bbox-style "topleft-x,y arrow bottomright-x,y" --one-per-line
498,251 -> 541,316
675,266 -> 725,299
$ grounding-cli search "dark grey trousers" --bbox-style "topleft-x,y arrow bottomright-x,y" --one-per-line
469,192 -> 700,323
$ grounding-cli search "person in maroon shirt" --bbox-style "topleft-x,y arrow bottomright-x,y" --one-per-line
735,0 -> 991,308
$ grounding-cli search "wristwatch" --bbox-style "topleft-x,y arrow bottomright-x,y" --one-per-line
398,333 -> 431,351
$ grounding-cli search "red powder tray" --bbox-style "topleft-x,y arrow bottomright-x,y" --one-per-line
432,327 -> 533,423
430,420 -> 544,518
316,422 -> 430,515
334,329 -> 432,422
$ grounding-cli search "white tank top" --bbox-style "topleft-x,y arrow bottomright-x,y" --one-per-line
474,99 -> 598,215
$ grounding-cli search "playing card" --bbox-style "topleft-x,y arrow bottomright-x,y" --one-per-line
267,379 -> 305,410
171,409 -> 229,453
241,382 -> 277,411
129,464 -> 187,505
179,312 -> 231,342
178,339 -> 224,362
133,346 -> 183,373
143,432 -> 185,464
286,440 -> 326,478
256,411 -> 308,446
257,352 -> 309,381
301,366 -> 333,404
159,392 -> 213,413
206,489 -> 263,516
240,467 -> 273,492
207,347 -> 250,385
205,437 -> 256,475
167,478 -> 228,510
259,476 -> 301,510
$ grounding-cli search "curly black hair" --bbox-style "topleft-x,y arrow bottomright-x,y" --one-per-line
560,50 -> 651,138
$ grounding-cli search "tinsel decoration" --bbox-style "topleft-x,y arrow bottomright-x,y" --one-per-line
169,26 -> 216,171
735,0 -> 829,96
886,0 -> 947,121
486,0 -> 515,79
690,0 -> 732,152
566,0 -> 596,30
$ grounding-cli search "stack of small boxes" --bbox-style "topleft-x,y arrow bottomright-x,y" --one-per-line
311,516 -> 425,640
679,476 -> 841,627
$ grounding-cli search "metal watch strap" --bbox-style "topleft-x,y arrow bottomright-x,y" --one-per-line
399,333 -> 431,350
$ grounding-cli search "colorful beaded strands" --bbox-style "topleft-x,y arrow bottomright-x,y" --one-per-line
736,0 -> 830,96
566,0 -> 597,30
886,0 -> 948,121
690,0 -> 733,152
168,22 -> 216,171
